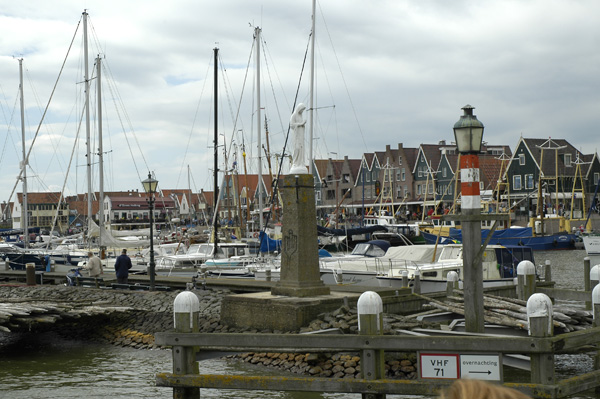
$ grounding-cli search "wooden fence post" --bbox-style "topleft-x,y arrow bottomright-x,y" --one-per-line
592,285 -> 600,379
527,293 -> 554,385
413,270 -> 421,294
544,259 -> 552,282
585,258 -> 592,309
517,261 -> 536,301
446,271 -> 459,297
358,291 -> 385,399
173,291 -> 200,399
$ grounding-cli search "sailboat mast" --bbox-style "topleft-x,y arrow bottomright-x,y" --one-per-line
308,0 -> 316,174
255,27 -> 264,230
213,47 -> 219,247
83,10 -> 93,240
97,55 -> 104,249
18,59 -> 29,248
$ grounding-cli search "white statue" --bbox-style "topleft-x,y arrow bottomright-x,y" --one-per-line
289,103 -> 308,174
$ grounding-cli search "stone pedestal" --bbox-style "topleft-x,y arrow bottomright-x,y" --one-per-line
220,173 -> 333,331
220,291 -> 358,331
271,173 -> 330,297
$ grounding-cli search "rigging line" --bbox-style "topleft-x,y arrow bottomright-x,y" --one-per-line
2,19 -> 82,218
260,35 -> 288,144
218,52 -> 245,172
261,32 -> 312,233
0,85 -> 20,169
318,1 -> 368,153
25,64 -> 72,182
101,60 -> 145,183
175,56 -> 213,188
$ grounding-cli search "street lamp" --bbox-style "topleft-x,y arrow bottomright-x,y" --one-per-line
453,104 -> 484,154
142,172 -> 158,291
454,104 -> 485,333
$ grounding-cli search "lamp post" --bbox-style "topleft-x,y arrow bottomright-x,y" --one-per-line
142,172 -> 158,291
453,104 -> 485,333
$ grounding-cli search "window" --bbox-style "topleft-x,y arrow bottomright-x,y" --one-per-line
401,168 -> 406,181
326,190 -> 336,200
396,170 -> 401,182
519,154 -> 525,165
525,174 -> 534,189
417,185 -> 422,195
443,167 -> 447,178
564,154 -> 572,167
366,173 -> 370,182
343,174 -> 350,183
398,155 -> 402,165
396,187 -> 403,198
418,166 -> 423,178
404,186 -> 409,197
594,173 -> 599,185
513,175 -> 522,190
315,191 -> 321,201
480,182 -> 484,190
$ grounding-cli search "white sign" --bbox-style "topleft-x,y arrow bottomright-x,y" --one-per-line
419,353 -> 502,381
419,353 -> 460,379
460,354 -> 502,381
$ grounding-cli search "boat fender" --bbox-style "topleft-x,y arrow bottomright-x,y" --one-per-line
552,239 -> 558,247
570,238 -> 575,245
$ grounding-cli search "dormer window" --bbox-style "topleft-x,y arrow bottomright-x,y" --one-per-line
564,154 -> 572,167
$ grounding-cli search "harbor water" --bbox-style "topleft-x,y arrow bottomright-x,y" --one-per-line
0,249 -> 598,398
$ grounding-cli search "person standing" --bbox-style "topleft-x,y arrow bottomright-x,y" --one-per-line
114,249 -> 132,284
83,252 -> 103,277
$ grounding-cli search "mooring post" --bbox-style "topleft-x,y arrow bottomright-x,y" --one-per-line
585,258 -> 592,309
26,263 -> 36,286
517,261 -> 536,301
527,293 -> 555,385
401,270 -> 408,288
357,291 -> 385,399
172,291 -> 200,399
446,271 -> 459,297
592,285 -> 600,393
544,259 -> 551,282
413,269 -> 421,294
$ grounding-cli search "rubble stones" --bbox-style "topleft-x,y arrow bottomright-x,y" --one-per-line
0,285 -> 423,380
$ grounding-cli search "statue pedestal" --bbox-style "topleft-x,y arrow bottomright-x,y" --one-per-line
271,173 -> 330,297
221,173 -> 336,331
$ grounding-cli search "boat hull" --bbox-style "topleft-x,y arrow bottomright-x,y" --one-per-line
422,229 -> 576,250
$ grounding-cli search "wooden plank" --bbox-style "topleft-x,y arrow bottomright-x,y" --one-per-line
156,373 -> 559,398
537,287 -> 590,302
154,332 -> 550,354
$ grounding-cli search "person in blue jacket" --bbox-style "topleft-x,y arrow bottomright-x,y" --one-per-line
114,249 -> 132,284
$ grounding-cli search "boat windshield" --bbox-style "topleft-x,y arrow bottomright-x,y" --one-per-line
188,244 -> 214,256
351,243 -> 387,257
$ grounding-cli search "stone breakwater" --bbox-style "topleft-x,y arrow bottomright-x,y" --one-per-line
0,285 -> 431,379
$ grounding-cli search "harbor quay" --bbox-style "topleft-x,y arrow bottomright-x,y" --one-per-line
0,284 -> 437,380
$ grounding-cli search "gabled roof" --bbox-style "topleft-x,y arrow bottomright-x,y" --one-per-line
520,138 -> 582,177
479,156 -> 504,191
347,159 -> 362,180
313,159 -> 329,180
17,192 -> 64,204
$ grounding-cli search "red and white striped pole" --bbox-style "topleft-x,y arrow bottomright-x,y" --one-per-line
454,105 -> 485,333
460,154 -> 481,211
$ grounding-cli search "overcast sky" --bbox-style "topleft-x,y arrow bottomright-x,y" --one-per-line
1,0 -> 599,204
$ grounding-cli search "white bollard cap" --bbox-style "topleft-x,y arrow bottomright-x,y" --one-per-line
357,291 -> 383,331
447,271 -> 459,282
593,285 -> 600,309
517,260 -> 536,276
174,291 -> 200,329
591,265 -> 600,281
402,270 -> 408,277
526,293 -> 553,335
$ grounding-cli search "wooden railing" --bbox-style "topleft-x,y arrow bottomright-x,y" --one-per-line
154,290 -> 600,399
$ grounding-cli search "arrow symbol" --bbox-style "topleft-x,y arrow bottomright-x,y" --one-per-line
469,370 -> 492,375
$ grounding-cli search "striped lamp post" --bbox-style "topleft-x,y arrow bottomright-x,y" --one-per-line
454,105 -> 485,333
